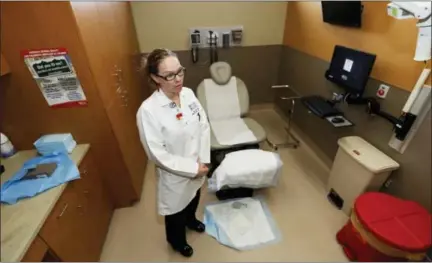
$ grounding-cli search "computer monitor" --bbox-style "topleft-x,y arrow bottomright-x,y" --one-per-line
325,45 -> 376,98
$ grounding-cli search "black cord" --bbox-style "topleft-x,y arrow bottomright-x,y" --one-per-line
208,31 -> 219,64
209,31 -> 214,64
191,46 -> 199,63
213,35 -> 219,62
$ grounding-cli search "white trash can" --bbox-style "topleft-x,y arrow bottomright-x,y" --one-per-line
327,136 -> 400,215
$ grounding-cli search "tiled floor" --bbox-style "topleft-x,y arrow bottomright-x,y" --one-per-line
100,108 -> 349,262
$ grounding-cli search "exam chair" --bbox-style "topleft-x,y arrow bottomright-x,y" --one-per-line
196,61 -> 267,151
197,62 -> 284,200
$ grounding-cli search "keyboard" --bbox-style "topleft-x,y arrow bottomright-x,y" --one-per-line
301,95 -> 342,118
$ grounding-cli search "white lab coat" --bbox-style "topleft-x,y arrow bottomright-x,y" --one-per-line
136,87 -> 211,216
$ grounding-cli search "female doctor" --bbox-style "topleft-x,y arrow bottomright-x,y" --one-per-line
136,48 -> 211,257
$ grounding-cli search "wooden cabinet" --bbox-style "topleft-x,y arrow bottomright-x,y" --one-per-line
28,149 -> 114,262
1,53 -> 11,76
71,2 -> 148,197
0,2 -> 149,208
0,145 -> 112,262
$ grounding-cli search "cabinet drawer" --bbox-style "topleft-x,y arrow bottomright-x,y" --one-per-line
76,151 -> 114,260
22,236 -> 48,262
22,236 -> 60,262
39,149 -> 114,262
1,53 -> 11,76
38,183 -> 88,261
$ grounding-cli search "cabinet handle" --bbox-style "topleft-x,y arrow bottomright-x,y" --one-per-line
83,190 -> 89,195
57,203 -> 69,218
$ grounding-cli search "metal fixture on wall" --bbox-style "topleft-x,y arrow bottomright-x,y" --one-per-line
188,25 -> 243,65
188,25 -> 243,49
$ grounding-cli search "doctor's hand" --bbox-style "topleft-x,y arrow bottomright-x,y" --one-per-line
196,163 -> 209,178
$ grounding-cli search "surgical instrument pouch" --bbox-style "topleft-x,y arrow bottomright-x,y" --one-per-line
1,153 -> 80,205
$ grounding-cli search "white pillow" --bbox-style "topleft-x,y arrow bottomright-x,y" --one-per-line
208,149 -> 283,192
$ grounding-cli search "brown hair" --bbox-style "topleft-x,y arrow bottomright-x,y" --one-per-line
141,48 -> 177,89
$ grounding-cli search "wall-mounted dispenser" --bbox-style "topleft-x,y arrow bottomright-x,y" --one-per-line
190,30 -> 201,63
222,32 -> 230,49
231,28 -> 243,45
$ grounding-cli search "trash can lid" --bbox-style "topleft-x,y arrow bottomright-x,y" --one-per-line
337,136 -> 400,173
354,192 -> 432,252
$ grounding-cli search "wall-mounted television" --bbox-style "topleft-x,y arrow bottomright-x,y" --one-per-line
321,1 -> 363,28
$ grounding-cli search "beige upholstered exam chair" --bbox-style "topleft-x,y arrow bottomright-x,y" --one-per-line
196,61 -> 267,151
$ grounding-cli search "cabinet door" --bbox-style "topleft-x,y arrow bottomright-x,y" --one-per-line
38,184 -> 88,261
39,151 -> 114,262
21,236 -> 48,262
71,2 -> 148,199
109,2 -> 148,113
68,2 -> 119,110
22,236 -> 60,262
1,53 -> 11,76
94,2 -> 149,197
75,150 -> 114,261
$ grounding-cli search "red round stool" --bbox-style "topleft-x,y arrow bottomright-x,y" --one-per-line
336,192 -> 431,262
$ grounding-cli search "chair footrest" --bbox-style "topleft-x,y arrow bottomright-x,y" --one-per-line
216,187 -> 254,201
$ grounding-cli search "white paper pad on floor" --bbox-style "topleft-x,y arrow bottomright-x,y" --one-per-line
203,197 -> 282,251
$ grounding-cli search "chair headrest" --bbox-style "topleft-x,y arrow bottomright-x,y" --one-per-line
209,62 -> 232,85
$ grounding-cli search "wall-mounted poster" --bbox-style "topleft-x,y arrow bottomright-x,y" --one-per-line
21,47 -> 88,108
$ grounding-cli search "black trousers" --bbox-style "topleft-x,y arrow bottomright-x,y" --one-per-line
165,189 -> 201,248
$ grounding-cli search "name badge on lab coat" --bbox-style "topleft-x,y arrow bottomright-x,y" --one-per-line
188,102 -> 200,115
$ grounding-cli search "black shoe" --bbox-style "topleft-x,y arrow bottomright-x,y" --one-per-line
187,219 -> 206,233
173,244 -> 194,257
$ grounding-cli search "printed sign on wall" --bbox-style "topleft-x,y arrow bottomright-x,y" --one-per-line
21,47 -> 88,108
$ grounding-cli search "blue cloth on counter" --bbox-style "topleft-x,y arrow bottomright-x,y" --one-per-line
34,133 -> 77,156
0,153 -> 80,205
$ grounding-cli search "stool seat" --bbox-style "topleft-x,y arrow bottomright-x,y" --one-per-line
355,192 -> 431,253
337,192 -> 432,262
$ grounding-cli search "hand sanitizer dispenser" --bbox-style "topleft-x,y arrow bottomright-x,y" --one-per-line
1,133 -> 16,158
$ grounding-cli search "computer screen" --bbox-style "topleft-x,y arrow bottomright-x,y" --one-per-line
325,45 -> 376,97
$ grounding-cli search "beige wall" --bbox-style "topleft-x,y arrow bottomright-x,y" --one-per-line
131,2 -> 287,52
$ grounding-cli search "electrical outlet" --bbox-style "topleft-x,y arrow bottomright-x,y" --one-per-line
377,84 -> 390,99
383,179 -> 393,188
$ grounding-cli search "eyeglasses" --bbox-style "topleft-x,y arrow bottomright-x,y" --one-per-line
157,67 -> 186,81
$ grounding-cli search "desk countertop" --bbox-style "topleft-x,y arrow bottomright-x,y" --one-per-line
0,144 -> 90,262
